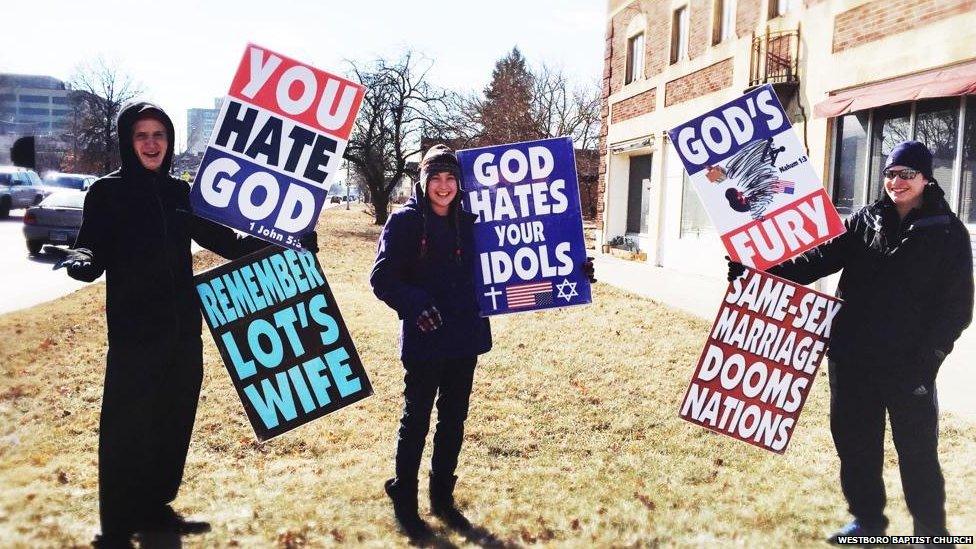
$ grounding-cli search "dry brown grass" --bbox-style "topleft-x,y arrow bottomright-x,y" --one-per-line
2,208 -> 975,547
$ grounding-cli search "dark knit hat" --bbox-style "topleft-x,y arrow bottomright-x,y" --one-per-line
884,140 -> 936,183
419,144 -> 461,188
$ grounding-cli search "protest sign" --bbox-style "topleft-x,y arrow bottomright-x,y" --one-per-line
678,266 -> 842,453
190,44 -> 364,251
458,137 -> 591,316
667,84 -> 844,270
194,246 -> 372,441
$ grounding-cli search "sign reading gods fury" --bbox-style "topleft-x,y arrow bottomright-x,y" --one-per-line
458,137 -> 591,316
190,44 -> 364,250
667,84 -> 845,270
679,266 -> 842,453
195,247 -> 372,441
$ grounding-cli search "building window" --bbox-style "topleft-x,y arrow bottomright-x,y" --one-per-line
18,94 -> 49,103
626,33 -> 645,85
671,6 -> 689,65
52,96 -> 68,105
961,99 -> 976,224
713,0 -> 735,45
831,96 -> 974,223
18,107 -> 49,115
769,0 -> 800,18
680,171 -> 714,236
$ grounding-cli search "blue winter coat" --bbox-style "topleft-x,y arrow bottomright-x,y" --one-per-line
370,194 -> 492,362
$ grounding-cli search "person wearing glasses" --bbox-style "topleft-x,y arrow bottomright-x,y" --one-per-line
728,141 -> 972,542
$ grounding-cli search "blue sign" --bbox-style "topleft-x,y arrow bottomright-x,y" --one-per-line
667,84 -> 790,174
458,137 -> 592,316
194,247 -> 372,441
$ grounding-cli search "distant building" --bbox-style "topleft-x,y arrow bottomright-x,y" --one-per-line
0,74 -> 72,136
186,98 -> 222,154
598,0 -> 976,274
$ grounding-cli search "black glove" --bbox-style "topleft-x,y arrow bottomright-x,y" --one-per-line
416,305 -> 443,333
53,248 -> 94,272
583,256 -> 597,283
300,231 -> 319,253
726,255 -> 745,281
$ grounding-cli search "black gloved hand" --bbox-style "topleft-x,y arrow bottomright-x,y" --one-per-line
583,256 -> 597,283
726,255 -> 745,281
416,305 -> 443,333
300,231 -> 319,253
53,248 -> 94,272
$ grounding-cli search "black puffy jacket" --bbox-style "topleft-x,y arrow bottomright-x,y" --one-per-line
769,184 -> 973,378
69,102 -> 267,349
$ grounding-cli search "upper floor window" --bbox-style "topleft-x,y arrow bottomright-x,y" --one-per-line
671,6 -> 689,65
769,0 -> 801,18
713,0 -> 735,45
626,32 -> 645,85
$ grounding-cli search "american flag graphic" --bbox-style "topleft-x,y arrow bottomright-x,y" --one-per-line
505,281 -> 553,309
772,179 -> 795,195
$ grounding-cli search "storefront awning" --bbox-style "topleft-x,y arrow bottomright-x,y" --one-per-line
813,59 -> 976,118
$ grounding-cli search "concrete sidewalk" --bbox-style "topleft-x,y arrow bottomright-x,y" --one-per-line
594,254 -> 976,421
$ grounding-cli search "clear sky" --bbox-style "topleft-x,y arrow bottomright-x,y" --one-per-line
3,0 -> 604,151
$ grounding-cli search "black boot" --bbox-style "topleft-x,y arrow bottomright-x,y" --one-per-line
384,477 -> 433,541
429,474 -> 471,531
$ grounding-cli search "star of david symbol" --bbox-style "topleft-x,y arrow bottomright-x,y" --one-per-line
555,278 -> 578,303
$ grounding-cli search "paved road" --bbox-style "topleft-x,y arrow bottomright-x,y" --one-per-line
0,209 -> 91,315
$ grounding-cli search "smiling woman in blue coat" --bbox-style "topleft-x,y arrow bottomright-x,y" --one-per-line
370,144 -> 491,541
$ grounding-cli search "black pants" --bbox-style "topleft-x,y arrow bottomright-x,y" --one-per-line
828,359 -> 946,534
98,340 -> 203,535
395,356 -> 477,481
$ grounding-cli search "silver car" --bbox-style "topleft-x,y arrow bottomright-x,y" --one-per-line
23,190 -> 85,255
1,165 -> 47,217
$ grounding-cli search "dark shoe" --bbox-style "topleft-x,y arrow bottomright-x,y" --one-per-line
385,477 -> 433,541
429,474 -> 472,532
826,519 -> 887,545
91,532 -> 135,548
141,505 -> 211,535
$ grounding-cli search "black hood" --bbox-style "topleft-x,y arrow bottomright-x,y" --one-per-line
116,101 -> 175,176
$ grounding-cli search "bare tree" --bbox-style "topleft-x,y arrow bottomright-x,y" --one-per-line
531,65 -> 601,149
68,57 -> 142,175
344,51 -> 449,225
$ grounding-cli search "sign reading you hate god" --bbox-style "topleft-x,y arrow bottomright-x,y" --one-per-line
190,44 -> 365,251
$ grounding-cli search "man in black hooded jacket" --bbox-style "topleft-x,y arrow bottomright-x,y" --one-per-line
59,102 -> 278,547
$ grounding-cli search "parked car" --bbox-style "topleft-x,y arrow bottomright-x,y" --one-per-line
23,190 -> 85,255
0,165 -> 47,217
42,171 -> 97,191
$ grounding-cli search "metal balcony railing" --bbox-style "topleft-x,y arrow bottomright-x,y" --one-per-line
750,29 -> 799,87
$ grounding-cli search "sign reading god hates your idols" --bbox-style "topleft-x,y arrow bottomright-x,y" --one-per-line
458,137 -> 592,316
667,84 -> 845,271
190,44 -> 365,251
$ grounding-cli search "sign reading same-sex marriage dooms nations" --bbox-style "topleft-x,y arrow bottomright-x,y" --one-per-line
458,137 -> 591,316
667,84 -> 845,271
190,44 -> 365,251
679,266 -> 841,453
195,247 -> 373,441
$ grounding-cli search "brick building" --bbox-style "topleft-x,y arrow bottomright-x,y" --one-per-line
597,0 -> 976,276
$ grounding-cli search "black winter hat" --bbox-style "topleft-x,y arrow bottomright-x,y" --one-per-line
884,140 -> 936,184
419,144 -> 461,188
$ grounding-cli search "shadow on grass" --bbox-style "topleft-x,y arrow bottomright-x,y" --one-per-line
134,530 -> 182,548
455,522 -> 522,549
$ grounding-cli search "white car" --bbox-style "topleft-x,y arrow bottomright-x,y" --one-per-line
0,165 -> 47,217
